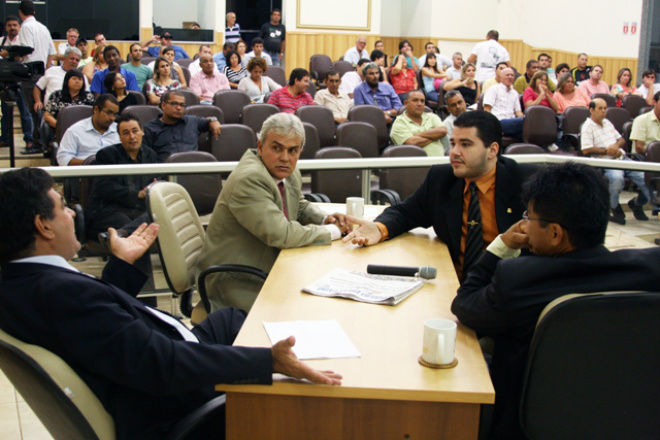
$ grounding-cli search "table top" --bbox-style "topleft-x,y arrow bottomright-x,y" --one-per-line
217,216 -> 495,404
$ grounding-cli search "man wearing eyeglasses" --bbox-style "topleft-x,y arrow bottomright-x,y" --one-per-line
142,90 -> 222,162
452,162 -> 660,440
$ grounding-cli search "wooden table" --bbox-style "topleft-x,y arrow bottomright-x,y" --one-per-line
217,217 -> 494,439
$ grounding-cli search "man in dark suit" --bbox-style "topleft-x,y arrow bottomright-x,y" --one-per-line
344,111 -> 535,280
452,162 -> 660,440
0,168 -> 341,440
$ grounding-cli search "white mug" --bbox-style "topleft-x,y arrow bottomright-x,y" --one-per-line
346,197 -> 364,220
422,318 -> 457,366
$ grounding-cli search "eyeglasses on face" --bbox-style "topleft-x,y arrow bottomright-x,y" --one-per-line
165,101 -> 186,108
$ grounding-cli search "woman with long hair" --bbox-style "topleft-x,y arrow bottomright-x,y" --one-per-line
552,72 -> 590,113
442,63 -> 480,106
104,71 -> 138,112
223,49 -> 248,89
523,71 -> 559,112
145,56 -> 182,105
44,69 -> 95,129
421,53 -> 449,102
611,67 -> 636,107
82,44 -> 107,83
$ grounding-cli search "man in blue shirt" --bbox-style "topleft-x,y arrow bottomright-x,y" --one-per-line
213,41 -> 235,71
353,63 -> 402,124
141,31 -> 189,61
90,46 -> 140,96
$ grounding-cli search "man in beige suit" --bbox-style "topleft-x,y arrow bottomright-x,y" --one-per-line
197,113 -> 350,312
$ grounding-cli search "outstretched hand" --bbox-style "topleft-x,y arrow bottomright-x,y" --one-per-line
272,336 -> 342,385
109,223 -> 159,265
342,217 -> 382,246
324,212 -> 351,235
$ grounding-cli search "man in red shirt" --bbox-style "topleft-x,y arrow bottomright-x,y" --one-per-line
268,68 -> 315,113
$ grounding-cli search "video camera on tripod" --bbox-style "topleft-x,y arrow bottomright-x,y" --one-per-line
0,45 -> 44,102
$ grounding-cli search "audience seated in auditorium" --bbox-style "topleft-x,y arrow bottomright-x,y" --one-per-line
34,47 -> 86,109
610,67 -> 636,107
314,70 -> 353,124
238,57 -> 281,103
104,72 -> 138,113
370,50 -> 390,84
353,63 -> 402,124
344,36 -> 370,65
442,90 -> 467,139
481,62 -> 508,93
483,67 -> 524,139
225,11 -> 241,43
552,72 -> 591,113
258,9 -> 286,67
443,62 -> 480,106
55,27 -> 78,62
630,90 -> 660,154
339,58 -> 369,98
141,31 -> 189,60
634,69 -> 660,106
145,56 -> 182,105
188,45 -> 219,76
452,161 -> 660,440
189,54 -> 230,104
147,47 -> 187,88
392,40 -> 420,72
570,52 -> 592,85
467,30 -> 510,82
56,94 -> 119,166
374,39 -> 388,65
390,49 -> 418,102
223,50 -> 248,89
418,42 -> 451,70
143,90 -> 222,162
537,52 -> 555,82
268,68 -> 315,113
213,41 -> 235,72
390,89 -> 448,156
82,43 -> 107,84
90,46 -> 139,96
243,37 -> 273,67
555,62 -> 570,81
513,59 -> 545,94
421,53 -> 450,102
581,98 -> 650,225
523,71 -> 559,112
578,64 -> 609,96
75,37 -> 92,67
121,43 -> 152,90
446,52 -> 463,80
43,69 -> 95,133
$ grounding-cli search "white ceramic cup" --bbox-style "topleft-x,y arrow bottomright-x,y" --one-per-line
422,318 -> 457,366
346,197 -> 365,220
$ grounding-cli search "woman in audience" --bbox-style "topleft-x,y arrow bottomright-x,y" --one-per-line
43,69 -> 94,131
552,72 -> 591,113
523,71 -> 559,112
160,47 -> 187,88
370,49 -> 389,84
442,63 -> 480,106
82,44 -> 107,83
145,56 -> 182,105
421,53 -> 449,102
238,57 -> 280,103
223,50 -> 248,89
611,67 -> 636,107
390,48 -> 418,102
104,71 -> 138,112
555,63 -> 570,79
236,40 -> 248,67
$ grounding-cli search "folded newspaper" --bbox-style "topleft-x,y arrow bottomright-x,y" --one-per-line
302,268 -> 424,305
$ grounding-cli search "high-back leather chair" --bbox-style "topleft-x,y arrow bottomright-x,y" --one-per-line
622,95 -> 647,119
310,147 -> 363,202
504,143 -> 547,154
590,93 -> 616,107
240,103 -> 280,135
212,90 -> 251,123
562,106 -> 590,148
264,66 -> 286,86
347,105 -> 390,150
379,145 -> 429,201
301,122 -> 321,160
175,88 -> 200,107
522,105 -> 557,148
121,105 -> 163,128
605,106 -> 631,134
210,124 -> 257,178
184,105 -> 225,153
336,121 -> 379,158
332,60 -> 355,78
309,54 -> 333,84
296,105 -> 336,148
165,151 -> 222,216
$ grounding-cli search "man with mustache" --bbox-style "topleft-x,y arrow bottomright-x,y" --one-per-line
344,111 -> 535,281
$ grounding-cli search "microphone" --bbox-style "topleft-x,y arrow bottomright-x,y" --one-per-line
367,264 -> 437,280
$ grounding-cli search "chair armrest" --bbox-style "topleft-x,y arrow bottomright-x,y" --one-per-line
371,189 -> 401,206
198,265 -> 268,313
165,395 -> 226,440
304,193 -> 331,203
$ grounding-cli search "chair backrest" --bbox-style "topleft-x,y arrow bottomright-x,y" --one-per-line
121,105 -> 163,128
55,105 -> 94,143
0,327 -> 115,440
622,94 -> 647,119
522,105 -> 557,147
240,103 -> 280,135
605,106 -> 631,134
264,65 -> 286,86
520,292 -> 660,440
175,88 -> 200,107
562,106 -> 591,136
639,105 -> 653,116
295,105 -> 336,148
311,147 -> 363,202
335,121 -> 379,157
416,69 -> 439,109
140,56 -> 156,66
212,90 -> 252,123
180,66 -> 191,86
379,145 -> 429,200
146,181 -> 206,295
504,143 -> 546,154
127,90 -> 147,106
644,141 -> 660,189
347,105 -> 390,149
177,58 -> 194,69
301,122 -> 321,160
184,104 -> 225,123
309,54 -> 333,83
590,93 -> 616,107
332,60 -> 355,78
165,151 -> 222,216
211,124 -> 256,169
621,120 -> 634,152
305,80 -> 317,98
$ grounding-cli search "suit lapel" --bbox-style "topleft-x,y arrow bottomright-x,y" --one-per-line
443,176 -> 465,261
494,159 -> 521,234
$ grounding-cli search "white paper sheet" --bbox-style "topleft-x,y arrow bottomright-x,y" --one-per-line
263,320 -> 361,360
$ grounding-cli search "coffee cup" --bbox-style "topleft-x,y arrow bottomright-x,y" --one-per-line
422,318 -> 457,366
346,197 -> 364,221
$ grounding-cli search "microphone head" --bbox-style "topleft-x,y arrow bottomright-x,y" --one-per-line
418,266 -> 437,280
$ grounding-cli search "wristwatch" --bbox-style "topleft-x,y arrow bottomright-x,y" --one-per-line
207,116 -> 218,122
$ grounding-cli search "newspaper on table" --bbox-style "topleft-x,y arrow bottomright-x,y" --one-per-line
302,267 -> 424,305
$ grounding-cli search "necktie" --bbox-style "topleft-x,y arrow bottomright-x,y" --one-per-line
278,181 -> 289,220
463,182 -> 483,281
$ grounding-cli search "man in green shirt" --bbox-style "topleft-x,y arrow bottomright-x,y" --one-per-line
390,89 -> 448,156
121,43 -> 152,90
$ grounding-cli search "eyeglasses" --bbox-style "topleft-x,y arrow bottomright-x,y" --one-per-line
100,109 -> 118,117
165,101 -> 187,108
522,210 -> 559,225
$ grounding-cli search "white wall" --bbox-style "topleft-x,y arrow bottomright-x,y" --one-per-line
379,0 -> 401,36
151,0 -> 199,28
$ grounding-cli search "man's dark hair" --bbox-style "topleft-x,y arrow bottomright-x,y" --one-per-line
5,15 -> 20,23
251,37 -> 264,46
496,61 -> 508,70
272,8 -> 281,14
370,50 -> 384,62
222,41 -> 235,51
129,42 -> 141,52
18,1 -> 35,16
94,93 -> 119,110
537,52 -> 550,60
487,30 -> 499,40
288,68 -> 310,86
642,68 -> 656,78
522,162 -> 609,250
198,44 -> 210,52
398,39 -> 413,51
555,62 -> 570,73
526,59 -> 537,69
453,111 -> 502,151
357,58 -> 370,67
161,89 -> 184,106
115,113 -> 143,131
103,45 -> 120,58
588,99 -> 598,110
444,90 -> 463,101
0,168 -> 55,263
424,42 -> 434,50
325,70 -> 339,79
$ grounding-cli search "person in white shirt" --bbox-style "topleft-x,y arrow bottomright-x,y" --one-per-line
187,45 -> 219,76
483,67 -> 523,139
445,52 -> 463,80
634,69 -> 660,106
339,58 -> 369,98
467,30 -> 510,83
55,28 -> 79,61
242,38 -> 273,66
313,71 -> 353,123
418,42 -> 451,71
34,48 -> 87,109
343,36 -> 370,65
18,0 -> 55,66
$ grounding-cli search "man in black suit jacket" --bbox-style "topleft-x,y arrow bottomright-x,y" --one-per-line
0,168 -> 341,440
344,111 -> 536,279
452,162 -> 660,440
